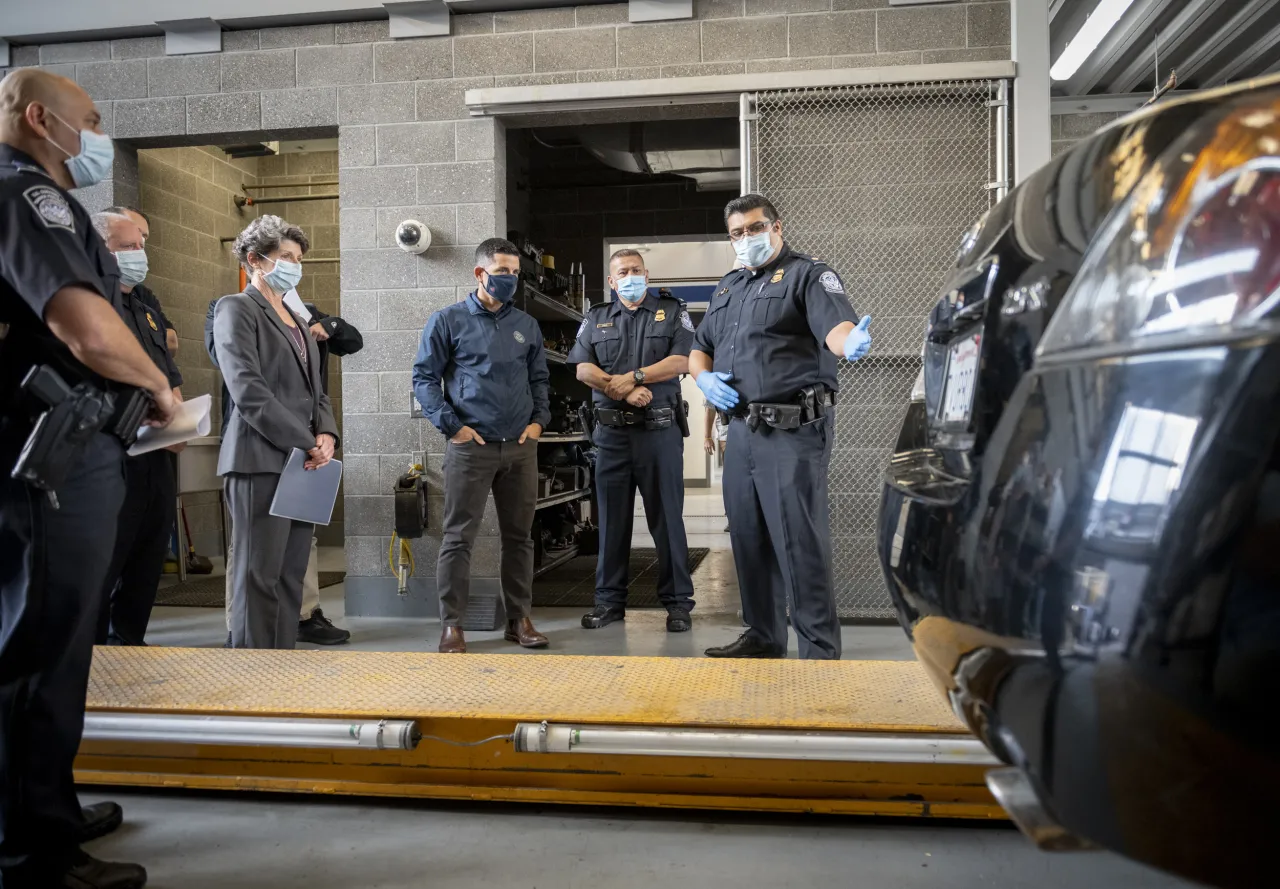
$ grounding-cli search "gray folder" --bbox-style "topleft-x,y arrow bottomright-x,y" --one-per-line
269,448 -> 343,525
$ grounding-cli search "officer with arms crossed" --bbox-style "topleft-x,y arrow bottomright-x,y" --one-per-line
413,238 -> 552,654
0,69 -> 176,889
692,194 -> 871,661
91,210 -> 183,648
568,249 -> 696,632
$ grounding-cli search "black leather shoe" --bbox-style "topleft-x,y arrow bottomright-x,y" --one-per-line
79,802 -> 123,844
704,633 -> 785,659
297,608 -> 351,645
666,608 -> 692,633
581,605 -> 625,629
63,850 -> 147,889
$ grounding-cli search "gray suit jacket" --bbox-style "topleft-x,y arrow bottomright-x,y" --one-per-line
213,285 -> 340,476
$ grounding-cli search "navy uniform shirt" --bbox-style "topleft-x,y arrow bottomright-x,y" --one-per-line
118,285 -> 182,390
134,282 -> 175,335
0,145 -> 121,395
693,244 -> 859,405
566,291 -> 694,410
413,292 -> 551,441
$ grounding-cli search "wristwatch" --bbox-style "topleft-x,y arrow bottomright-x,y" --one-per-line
633,369 -> 646,384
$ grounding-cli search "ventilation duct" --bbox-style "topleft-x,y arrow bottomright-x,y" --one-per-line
571,120 -> 739,191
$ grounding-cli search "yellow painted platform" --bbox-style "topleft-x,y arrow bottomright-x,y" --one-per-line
78,648 -> 999,819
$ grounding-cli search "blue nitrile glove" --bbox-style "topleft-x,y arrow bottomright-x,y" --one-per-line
844,315 -> 872,362
696,371 -> 740,412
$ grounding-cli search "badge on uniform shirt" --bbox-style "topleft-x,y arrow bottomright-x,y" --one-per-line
654,309 -> 666,322
718,287 -> 729,296
820,271 -> 845,294
23,185 -> 74,233
680,310 -> 694,332
513,330 -> 525,343
146,312 -> 158,331
770,269 -> 785,284
596,322 -> 614,328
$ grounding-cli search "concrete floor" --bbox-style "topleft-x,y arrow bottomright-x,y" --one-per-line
81,790 -> 1194,889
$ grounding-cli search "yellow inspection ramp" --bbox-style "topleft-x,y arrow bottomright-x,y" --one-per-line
78,648 -> 1002,819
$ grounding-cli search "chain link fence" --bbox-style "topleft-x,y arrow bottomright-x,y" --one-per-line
749,80 -> 1004,618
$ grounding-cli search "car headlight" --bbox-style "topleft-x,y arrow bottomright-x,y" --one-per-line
955,213 -> 987,266
1038,100 -> 1280,358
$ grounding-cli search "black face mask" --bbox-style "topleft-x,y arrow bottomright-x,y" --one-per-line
483,272 -> 519,304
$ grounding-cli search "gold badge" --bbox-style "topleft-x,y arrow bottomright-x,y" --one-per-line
655,309 -> 666,322
770,269 -> 785,284
718,287 -> 729,296
146,312 -> 158,331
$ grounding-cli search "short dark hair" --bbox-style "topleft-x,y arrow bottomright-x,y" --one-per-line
608,248 -> 644,269
723,193 -> 780,227
106,205 -> 150,226
476,237 -> 520,268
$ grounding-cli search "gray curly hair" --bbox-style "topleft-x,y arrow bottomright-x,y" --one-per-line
232,214 -> 310,269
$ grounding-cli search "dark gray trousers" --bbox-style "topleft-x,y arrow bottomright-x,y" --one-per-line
723,414 -> 841,660
593,424 -> 694,610
224,472 -> 313,650
437,440 -> 537,626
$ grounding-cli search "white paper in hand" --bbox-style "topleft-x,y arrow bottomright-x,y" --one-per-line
283,289 -> 312,322
128,393 -> 212,456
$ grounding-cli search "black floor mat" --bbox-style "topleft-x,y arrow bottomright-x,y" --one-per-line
154,571 -> 346,608
532,548 -> 710,608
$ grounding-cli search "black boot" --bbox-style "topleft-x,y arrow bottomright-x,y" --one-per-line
581,604 -> 625,629
297,608 -> 351,645
666,608 -> 692,633
79,802 -> 123,844
62,850 -> 147,889
704,633 -> 786,659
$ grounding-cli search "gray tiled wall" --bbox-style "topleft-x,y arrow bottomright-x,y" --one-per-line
1051,110 -> 1123,158
4,0 -> 1011,616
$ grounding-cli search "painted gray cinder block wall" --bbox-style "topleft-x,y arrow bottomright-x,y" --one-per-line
1,0 -> 1011,617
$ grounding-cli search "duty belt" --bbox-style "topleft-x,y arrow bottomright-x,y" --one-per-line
594,406 -> 675,430
721,384 -> 836,433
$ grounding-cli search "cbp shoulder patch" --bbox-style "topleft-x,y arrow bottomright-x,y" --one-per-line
680,310 -> 694,332
24,185 -> 74,232
577,318 -> 588,338
819,271 -> 845,294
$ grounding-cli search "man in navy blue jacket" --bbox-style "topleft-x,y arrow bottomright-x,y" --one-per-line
413,238 -> 551,654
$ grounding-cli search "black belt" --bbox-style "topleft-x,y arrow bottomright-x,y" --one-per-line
594,406 -> 675,429
722,385 -> 835,432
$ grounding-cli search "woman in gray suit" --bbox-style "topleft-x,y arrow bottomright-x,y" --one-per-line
214,215 -> 340,649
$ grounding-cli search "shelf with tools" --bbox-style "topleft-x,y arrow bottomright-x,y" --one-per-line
536,488 -> 591,510
510,232 -> 596,579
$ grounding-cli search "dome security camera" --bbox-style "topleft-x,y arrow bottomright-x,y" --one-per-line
396,220 -> 431,255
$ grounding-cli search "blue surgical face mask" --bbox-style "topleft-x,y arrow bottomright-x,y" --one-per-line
733,230 -> 776,269
45,110 -> 114,189
114,249 -> 148,287
614,274 -> 648,303
483,272 -> 519,305
262,256 -> 303,294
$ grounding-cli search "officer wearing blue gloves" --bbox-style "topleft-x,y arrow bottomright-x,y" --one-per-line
691,194 -> 871,660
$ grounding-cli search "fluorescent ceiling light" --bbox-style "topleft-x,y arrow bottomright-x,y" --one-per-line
1051,0 -> 1139,81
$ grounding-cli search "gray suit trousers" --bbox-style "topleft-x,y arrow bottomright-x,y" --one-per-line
224,472 -> 313,649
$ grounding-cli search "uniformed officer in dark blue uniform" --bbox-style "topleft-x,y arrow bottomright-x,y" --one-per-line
693,194 -> 872,660
568,249 -> 696,632
91,210 -> 183,648
414,238 -> 552,655
0,69 -> 174,889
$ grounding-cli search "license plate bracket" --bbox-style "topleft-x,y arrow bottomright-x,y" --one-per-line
939,332 -> 982,425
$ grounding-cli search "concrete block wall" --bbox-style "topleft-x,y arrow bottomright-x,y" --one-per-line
2,0 -> 1011,617
1051,110 -> 1123,158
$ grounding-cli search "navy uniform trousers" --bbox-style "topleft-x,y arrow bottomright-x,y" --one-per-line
594,423 -> 694,610
0,432 -> 125,886
724,413 -> 841,660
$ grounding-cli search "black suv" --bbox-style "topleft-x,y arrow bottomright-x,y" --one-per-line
878,75 -> 1280,889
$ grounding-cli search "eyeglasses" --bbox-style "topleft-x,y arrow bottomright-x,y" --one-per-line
728,220 -> 775,242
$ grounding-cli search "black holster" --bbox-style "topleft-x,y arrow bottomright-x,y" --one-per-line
675,400 -> 690,438
10,365 -> 116,497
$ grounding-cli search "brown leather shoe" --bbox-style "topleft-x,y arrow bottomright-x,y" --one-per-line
504,616 -> 548,648
438,625 -> 466,653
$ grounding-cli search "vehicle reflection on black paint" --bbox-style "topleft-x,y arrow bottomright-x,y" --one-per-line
878,75 -> 1280,889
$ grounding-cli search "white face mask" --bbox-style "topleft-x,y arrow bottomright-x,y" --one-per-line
113,249 -> 148,287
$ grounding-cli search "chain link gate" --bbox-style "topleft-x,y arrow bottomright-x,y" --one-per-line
746,79 -> 1007,619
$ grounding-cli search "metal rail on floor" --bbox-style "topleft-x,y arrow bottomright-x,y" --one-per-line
76,648 -> 1005,819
